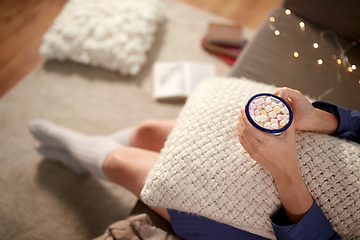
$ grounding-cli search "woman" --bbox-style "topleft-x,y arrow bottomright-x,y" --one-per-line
29,87 -> 360,239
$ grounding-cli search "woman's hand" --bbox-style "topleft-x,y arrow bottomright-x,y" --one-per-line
237,108 -> 298,178
237,108 -> 313,223
272,87 -> 338,134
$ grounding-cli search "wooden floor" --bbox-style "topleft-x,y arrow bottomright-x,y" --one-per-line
0,0 -> 282,99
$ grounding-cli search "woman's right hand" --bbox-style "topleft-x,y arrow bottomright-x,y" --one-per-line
272,87 -> 339,134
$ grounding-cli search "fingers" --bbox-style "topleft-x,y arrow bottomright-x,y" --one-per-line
238,109 -> 272,142
237,113 -> 258,158
237,109 -> 272,159
272,87 -> 305,103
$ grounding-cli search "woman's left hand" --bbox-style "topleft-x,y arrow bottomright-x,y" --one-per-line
237,108 -> 313,223
237,108 -> 298,179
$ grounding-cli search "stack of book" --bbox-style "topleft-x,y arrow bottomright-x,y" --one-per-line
202,22 -> 246,65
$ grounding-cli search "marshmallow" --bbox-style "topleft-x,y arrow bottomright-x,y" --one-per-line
265,97 -> 272,105
264,122 -> 271,129
265,105 -> 273,112
248,95 -> 291,131
254,98 -> 265,106
280,119 -> 289,127
260,115 -> 268,122
281,107 -> 289,114
270,102 -> 277,108
250,103 -> 257,110
268,111 -> 276,118
273,106 -> 281,114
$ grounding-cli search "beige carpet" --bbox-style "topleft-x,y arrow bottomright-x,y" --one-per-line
0,0 -> 233,239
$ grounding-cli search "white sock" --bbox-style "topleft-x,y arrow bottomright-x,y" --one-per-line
108,126 -> 135,146
36,144 -> 87,175
29,119 -> 121,180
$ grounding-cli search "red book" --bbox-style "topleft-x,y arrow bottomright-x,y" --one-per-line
213,52 -> 236,65
201,38 -> 240,65
202,37 -> 242,58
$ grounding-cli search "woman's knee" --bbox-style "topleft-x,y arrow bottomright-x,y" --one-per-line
103,148 -> 128,173
130,119 -> 162,145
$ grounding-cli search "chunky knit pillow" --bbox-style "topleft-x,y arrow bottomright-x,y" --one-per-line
140,77 -> 360,240
39,0 -> 164,76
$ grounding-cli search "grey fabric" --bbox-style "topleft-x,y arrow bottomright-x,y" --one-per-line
283,0 -> 360,41
93,214 -> 180,240
130,201 -> 175,235
228,7 -> 360,112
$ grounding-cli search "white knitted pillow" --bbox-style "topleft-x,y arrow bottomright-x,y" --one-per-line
140,77 -> 360,240
39,0 -> 164,76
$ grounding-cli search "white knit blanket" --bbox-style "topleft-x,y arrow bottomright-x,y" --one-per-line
141,77 -> 360,240
40,0 -> 164,76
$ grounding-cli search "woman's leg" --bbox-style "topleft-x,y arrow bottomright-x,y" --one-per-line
103,147 -> 170,221
128,119 -> 177,152
106,119 -> 176,220
30,119 -> 171,221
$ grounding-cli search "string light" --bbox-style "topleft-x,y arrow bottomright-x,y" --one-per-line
299,22 -> 305,32
267,9 -> 360,85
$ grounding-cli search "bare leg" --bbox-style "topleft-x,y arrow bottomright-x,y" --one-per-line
103,147 -> 170,222
30,119 -> 174,221
129,119 -> 177,152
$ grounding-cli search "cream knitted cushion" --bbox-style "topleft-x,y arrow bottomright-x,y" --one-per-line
39,0 -> 164,76
140,77 -> 360,240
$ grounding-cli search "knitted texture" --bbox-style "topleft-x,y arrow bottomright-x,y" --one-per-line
140,77 -> 360,240
39,0 -> 165,76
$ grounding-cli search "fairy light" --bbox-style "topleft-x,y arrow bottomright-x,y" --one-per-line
268,10 -> 360,81
299,21 -> 305,31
